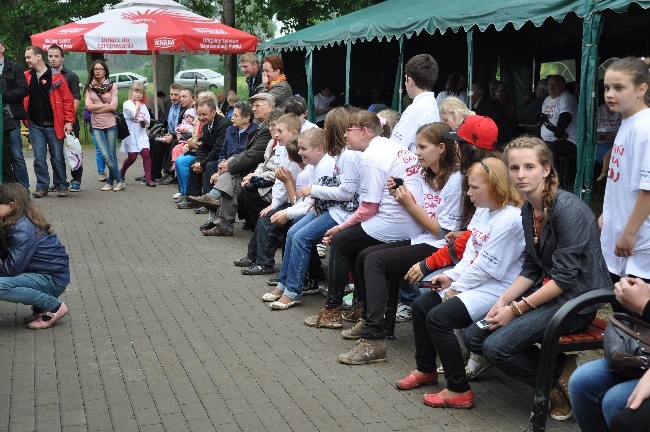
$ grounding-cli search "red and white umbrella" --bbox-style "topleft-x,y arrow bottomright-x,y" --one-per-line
31,0 -> 258,54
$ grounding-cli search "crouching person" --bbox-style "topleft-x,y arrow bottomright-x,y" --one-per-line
0,184 -> 70,329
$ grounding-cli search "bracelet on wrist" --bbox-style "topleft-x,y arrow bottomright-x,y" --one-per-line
419,261 -> 433,276
509,301 -> 523,317
521,296 -> 537,309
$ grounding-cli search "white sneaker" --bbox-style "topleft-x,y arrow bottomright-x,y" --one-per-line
316,243 -> 327,258
395,303 -> 412,323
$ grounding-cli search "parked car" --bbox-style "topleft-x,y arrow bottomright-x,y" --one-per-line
109,72 -> 148,89
174,69 -> 224,89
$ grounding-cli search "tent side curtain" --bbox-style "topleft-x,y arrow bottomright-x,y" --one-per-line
258,0 -> 587,53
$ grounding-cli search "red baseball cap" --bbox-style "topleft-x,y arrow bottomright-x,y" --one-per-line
444,115 -> 498,150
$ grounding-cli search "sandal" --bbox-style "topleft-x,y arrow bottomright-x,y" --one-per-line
396,370 -> 438,390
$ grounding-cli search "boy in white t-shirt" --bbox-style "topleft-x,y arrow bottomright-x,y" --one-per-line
237,114 -> 303,275
391,54 -> 441,153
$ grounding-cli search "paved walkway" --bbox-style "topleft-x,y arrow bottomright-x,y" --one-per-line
0,151 -> 586,431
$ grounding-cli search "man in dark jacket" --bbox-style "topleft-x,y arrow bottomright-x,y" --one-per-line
0,38 -> 28,186
178,98 -> 231,208
202,93 -> 273,236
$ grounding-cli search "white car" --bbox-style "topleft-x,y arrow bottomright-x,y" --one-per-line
174,69 -> 224,89
110,72 -> 148,89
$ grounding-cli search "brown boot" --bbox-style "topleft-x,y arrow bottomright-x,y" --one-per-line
304,305 -> 343,328
343,301 -> 363,323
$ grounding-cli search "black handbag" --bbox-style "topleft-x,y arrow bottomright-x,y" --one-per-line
115,112 -> 130,140
604,313 -> 650,378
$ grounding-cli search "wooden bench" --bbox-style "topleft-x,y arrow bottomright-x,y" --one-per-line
530,288 -> 616,431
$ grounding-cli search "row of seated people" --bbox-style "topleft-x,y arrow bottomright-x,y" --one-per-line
158,56 -> 646,425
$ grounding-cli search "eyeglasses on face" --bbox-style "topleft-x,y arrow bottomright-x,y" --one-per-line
93,68 -> 105,71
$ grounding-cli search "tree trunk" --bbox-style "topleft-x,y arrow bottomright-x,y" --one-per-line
156,54 -> 174,95
222,0 -> 238,93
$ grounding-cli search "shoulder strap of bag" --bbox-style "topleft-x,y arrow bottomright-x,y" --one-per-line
611,313 -> 650,348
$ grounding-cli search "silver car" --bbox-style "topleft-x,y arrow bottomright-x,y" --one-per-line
174,69 -> 224,89
110,72 -> 149,89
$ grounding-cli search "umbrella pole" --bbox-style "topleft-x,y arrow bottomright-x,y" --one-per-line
152,52 -> 158,121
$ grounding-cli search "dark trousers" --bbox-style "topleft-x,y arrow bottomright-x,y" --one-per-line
411,291 -> 473,393
242,187 -> 271,230
247,203 -> 291,267
611,400 -> 650,432
325,224 -> 383,308
202,160 -> 219,194
358,241 -> 436,339
2,130 -> 16,183
547,139 -> 577,160
186,169 -> 202,197
150,136 -> 172,180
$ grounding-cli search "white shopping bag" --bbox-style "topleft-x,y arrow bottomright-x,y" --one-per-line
64,133 -> 83,171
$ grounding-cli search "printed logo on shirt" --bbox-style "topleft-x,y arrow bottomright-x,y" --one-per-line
607,143 -> 624,183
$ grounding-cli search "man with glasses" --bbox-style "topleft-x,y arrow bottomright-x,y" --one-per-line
24,46 -> 75,198
202,93 -> 273,236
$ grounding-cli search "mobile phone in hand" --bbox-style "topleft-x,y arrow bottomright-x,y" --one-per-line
391,177 -> 404,189
419,280 -> 442,289
476,319 -> 491,329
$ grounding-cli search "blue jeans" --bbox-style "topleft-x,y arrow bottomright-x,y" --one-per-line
29,123 -> 69,191
9,121 -> 29,189
569,358 -> 638,431
278,211 -> 336,300
175,154 -> 196,195
92,126 -> 122,185
89,127 -> 105,174
465,299 -> 595,386
0,273 -> 65,312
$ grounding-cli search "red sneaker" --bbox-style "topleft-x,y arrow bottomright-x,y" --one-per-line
27,303 -> 68,329
396,370 -> 438,390
423,389 -> 474,409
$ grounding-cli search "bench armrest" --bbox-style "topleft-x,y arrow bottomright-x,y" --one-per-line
530,288 -> 616,432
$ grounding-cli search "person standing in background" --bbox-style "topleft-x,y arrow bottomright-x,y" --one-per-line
0,38 -> 28,188
48,45 -> 82,192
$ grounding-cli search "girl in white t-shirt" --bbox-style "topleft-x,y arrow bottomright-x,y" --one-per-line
337,122 -> 463,363
304,111 -> 423,329
120,83 -> 154,187
395,157 -> 525,410
599,57 -> 650,280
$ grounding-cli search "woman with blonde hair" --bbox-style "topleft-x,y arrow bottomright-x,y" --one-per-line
395,157 -> 525,410
466,136 -> 609,420
439,96 -> 473,130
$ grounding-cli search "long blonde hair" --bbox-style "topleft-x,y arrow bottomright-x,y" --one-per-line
503,136 -> 558,227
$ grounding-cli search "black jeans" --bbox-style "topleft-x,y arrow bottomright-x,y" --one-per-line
149,136 -> 173,180
325,224 -> 383,309
247,203 -> 291,267
358,241 -> 436,339
202,160 -> 219,194
611,399 -> 650,432
242,187 -> 271,230
411,291 -> 473,393
2,130 -> 16,183
186,169 -> 202,197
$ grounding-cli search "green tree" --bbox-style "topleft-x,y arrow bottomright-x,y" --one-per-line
253,0 -> 386,33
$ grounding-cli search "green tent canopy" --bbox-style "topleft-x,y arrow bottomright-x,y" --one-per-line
259,0 -> 650,204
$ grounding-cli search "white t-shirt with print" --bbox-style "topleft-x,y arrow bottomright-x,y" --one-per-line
411,171 -> 463,248
601,108 -> 650,278
443,206 -> 525,319
314,93 -> 335,123
391,92 -> 440,153
311,149 -> 362,224
358,136 -> 424,242
287,155 -> 335,220
597,104 -> 622,145
271,145 -> 302,209
540,91 -> 578,144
